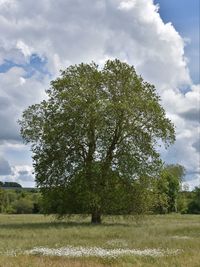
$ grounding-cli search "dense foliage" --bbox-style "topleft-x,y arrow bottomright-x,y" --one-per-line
0,184 -> 199,215
19,59 -> 175,223
0,188 -> 41,214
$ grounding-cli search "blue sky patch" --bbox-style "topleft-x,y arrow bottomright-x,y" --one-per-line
0,53 -> 50,79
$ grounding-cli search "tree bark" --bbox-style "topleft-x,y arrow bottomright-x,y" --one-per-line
91,210 -> 101,224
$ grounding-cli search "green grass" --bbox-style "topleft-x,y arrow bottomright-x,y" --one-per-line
0,214 -> 199,266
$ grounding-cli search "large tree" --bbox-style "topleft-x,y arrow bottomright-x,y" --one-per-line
19,59 -> 175,223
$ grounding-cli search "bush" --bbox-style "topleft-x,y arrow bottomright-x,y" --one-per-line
12,198 -> 34,214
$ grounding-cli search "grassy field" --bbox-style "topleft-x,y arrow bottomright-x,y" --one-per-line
0,214 -> 199,267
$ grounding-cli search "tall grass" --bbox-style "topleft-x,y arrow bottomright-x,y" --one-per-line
0,214 -> 199,266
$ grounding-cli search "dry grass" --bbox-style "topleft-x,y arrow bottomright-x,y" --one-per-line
0,214 -> 199,266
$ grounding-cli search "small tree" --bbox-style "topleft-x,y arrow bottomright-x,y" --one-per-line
19,59 -> 175,223
154,164 -> 185,213
166,164 -> 185,212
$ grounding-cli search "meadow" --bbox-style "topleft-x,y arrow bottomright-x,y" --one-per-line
0,214 -> 199,267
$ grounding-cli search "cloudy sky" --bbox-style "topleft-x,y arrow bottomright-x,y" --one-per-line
0,0 -> 199,189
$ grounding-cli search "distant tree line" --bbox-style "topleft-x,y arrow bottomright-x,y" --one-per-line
0,165 -> 199,215
0,181 -> 22,188
0,188 -> 41,214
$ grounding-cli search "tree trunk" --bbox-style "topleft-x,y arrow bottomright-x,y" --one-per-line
91,211 -> 101,224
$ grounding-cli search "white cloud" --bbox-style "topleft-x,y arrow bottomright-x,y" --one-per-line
0,0 -> 199,188
0,156 -> 12,175
0,0 -> 191,86
0,0 -> 14,6
16,40 -> 32,58
0,164 -> 34,187
0,67 -> 48,143
12,165 -> 34,186
118,0 -> 136,10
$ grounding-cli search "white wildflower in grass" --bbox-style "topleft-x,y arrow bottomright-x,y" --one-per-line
3,249 -> 21,257
23,246 -> 183,258
165,248 -> 184,256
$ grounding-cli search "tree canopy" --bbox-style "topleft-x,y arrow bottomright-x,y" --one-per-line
19,59 -> 175,223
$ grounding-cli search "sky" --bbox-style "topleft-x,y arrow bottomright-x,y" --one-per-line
0,0 -> 199,189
